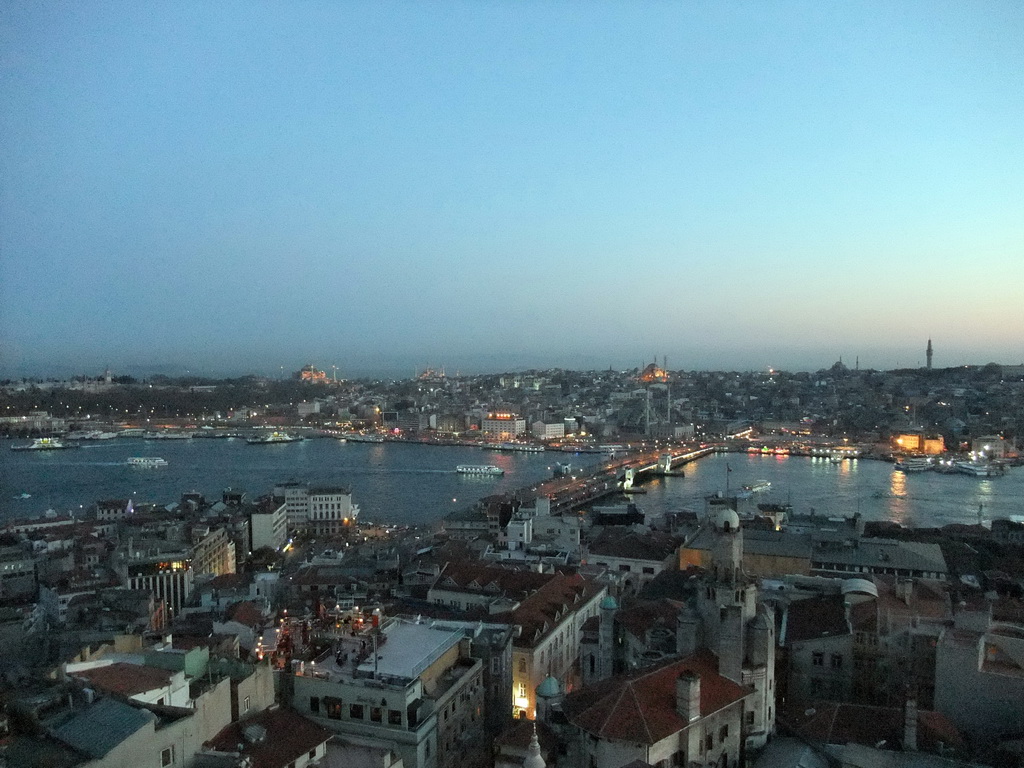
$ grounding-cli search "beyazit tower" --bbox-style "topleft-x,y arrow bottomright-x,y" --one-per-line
926,338 -> 933,370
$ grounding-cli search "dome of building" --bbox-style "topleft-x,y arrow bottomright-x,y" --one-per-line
841,578 -> 878,599
714,507 -> 741,533
536,675 -> 561,699
600,594 -> 619,611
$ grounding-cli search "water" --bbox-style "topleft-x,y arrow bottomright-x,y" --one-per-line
0,438 -> 602,525
2,440 -> 1022,528
638,453 -> 1024,528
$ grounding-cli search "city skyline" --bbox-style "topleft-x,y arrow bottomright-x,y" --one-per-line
2,2 -> 1022,378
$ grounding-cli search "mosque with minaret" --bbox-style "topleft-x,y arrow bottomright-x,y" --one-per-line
518,508 -> 776,767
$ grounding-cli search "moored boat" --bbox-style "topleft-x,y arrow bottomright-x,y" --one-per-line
894,458 -> 932,473
955,460 -> 1003,478
11,437 -> 77,451
247,431 -> 303,445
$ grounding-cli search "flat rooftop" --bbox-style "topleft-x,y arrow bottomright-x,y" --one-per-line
357,622 -> 463,682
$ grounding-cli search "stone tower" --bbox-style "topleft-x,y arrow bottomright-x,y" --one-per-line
688,508 -> 776,749
926,338 -> 933,370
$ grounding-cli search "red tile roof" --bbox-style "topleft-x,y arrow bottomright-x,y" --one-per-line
562,650 -> 752,744
434,562 -> 603,647
226,600 -> 265,627
784,701 -> 965,753
204,706 -> 331,768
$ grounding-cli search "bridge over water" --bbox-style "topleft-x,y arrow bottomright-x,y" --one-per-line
519,444 -> 717,513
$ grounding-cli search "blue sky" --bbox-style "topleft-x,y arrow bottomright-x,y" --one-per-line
2,1 -> 1022,377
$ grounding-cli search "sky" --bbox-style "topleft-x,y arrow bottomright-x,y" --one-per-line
1,1 -> 1022,378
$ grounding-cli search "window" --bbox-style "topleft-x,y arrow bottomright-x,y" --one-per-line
324,697 -> 342,720
643,567 -> 655,575
719,724 -> 729,742
812,651 -> 824,666
831,654 -> 843,669
349,703 -> 364,719
161,747 -> 174,768
309,697 -> 320,714
243,695 -> 251,712
371,707 -> 382,723
619,564 -> 631,572
703,733 -> 713,751
308,750 -> 317,760
389,709 -> 403,726
745,711 -> 754,726
518,658 -> 526,673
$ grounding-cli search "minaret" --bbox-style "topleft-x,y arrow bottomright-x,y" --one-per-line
926,339 -> 933,370
523,724 -> 546,768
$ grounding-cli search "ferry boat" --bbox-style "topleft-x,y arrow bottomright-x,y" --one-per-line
894,458 -> 932,473
736,480 -> 771,499
10,437 -> 77,451
955,460 -> 1003,478
456,464 -> 505,475
66,430 -> 119,441
247,431 -> 303,445
345,433 -> 386,443
486,442 -> 544,453
127,456 -> 168,468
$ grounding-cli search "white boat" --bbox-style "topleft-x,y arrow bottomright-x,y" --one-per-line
490,442 -> 544,453
10,437 -> 77,451
743,480 -> 772,494
247,431 -> 303,444
147,431 -> 193,439
344,433 -> 385,443
894,458 -> 932,473
127,456 -> 168,468
955,461 -> 1002,477
457,464 -> 505,475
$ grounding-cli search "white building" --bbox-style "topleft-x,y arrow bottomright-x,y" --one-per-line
249,498 -> 288,551
934,604 -> 1024,743
292,619 -> 485,768
427,561 -> 606,720
481,413 -> 526,440
531,421 -> 565,440
274,482 -> 359,534
560,651 -> 752,768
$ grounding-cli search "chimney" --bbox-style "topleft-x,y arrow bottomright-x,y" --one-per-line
676,671 -> 701,722
896,578 -> 913,606
904,690 -> 918,751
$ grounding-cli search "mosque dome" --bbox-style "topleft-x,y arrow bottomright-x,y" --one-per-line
600,594 -> 619,611
536,675 -> 561,699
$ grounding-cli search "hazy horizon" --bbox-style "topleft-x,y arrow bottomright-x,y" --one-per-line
2,343 -> 1021,382
2,3 -> 1022,376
